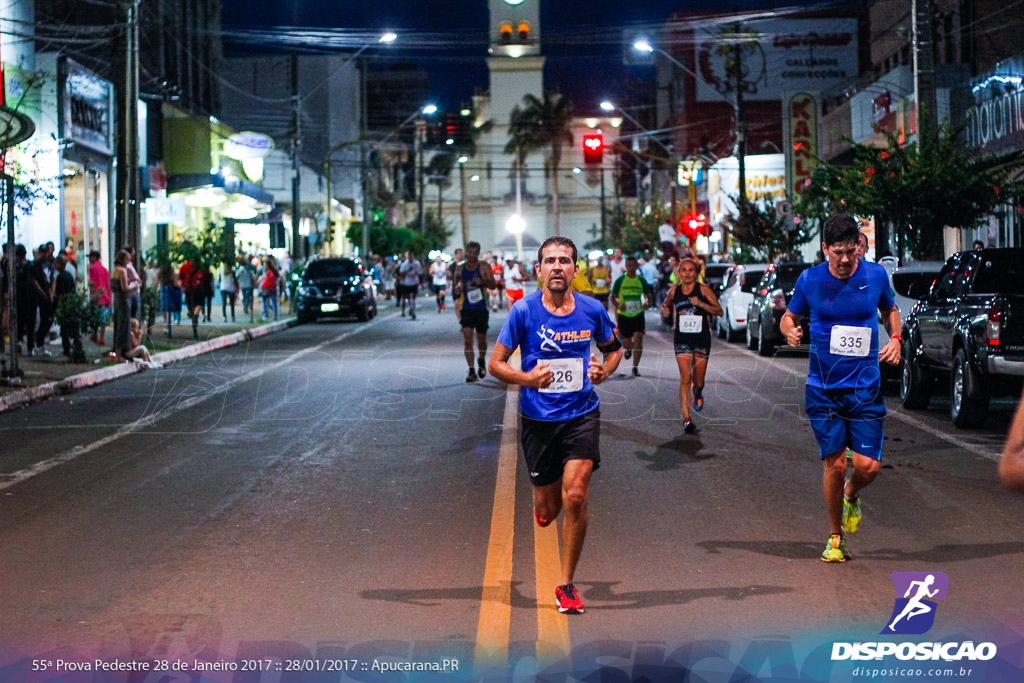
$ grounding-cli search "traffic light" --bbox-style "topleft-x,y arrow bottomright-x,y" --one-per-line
582,133 -> 604,165
680,213 -> 709,242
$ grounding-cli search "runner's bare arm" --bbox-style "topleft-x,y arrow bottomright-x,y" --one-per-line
698,284 -> 724,317
878,305 -> 902,365
780,310 -> 803,347
488,341 -> 553,389
482,266 -> 497,290
999,386 -> 1024,491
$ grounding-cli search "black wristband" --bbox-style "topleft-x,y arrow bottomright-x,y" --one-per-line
597,333 -> 623,354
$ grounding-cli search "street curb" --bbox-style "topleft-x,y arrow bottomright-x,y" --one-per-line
0,318 -> 295,415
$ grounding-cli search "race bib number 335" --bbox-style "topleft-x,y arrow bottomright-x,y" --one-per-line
829,325 -> 871,357
538,357 -> 584,394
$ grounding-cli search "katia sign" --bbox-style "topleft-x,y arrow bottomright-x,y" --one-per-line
786,92 -> 817,197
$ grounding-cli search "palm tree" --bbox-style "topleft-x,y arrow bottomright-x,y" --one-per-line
452,118 -> 492,248
505,92 -> 574,236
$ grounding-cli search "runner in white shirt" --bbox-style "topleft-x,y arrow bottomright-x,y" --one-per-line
608,247 -> 626,283
503,256 -> 526,307
431,257 -> 448,313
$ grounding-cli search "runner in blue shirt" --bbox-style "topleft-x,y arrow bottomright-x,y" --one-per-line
780,214 -> 902,563
489,236 -> 622,614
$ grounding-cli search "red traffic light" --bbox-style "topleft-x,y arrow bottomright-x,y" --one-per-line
680,213 -> 709,241
582,133 -> 604,164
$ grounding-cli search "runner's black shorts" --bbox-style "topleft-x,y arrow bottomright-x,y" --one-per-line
460,308 -> 489,333
520,408 -> 600,487
617,313 -> 646,337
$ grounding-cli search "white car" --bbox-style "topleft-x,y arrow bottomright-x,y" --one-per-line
716,263 -> 770,342
878,260 -> 946,347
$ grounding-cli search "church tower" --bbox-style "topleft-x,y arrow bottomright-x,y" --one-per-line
448,0 -> 618,256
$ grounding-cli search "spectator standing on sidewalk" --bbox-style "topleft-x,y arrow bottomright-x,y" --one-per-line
178,256 -> 202,339
88,251 -> 111,345
122,245 -> 142,320
157,262 -> 178,337
259,255 -> 280,321
29,246 -> 54,356
235,255 -> 254,316
200,264 -> 215,322
219,264 -> 237,322
110,250 -> 133,361
53,255 -> 78,357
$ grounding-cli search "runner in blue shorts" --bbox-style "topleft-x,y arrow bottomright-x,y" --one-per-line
489,236 -> 622,614
780,214 -> 902,563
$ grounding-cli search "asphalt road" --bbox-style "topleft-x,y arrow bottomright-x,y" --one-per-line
1,298 -> 1022,682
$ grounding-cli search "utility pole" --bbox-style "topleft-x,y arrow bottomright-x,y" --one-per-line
119,0 -> 141,254
416,119 -> 426,232
912,0 -> 937,131
290,0 -> 302,260
731,24 -> 748,212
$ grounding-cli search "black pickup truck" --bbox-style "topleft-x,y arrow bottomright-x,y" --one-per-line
900,248 -> 1024,428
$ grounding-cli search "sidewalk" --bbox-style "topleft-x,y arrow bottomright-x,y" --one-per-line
0,309 -> 295,413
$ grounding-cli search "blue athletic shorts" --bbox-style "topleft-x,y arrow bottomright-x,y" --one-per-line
805,385 -> 886,460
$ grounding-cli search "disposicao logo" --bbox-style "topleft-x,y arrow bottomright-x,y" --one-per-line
882,571 -> 948,635
831,571 -> 998,663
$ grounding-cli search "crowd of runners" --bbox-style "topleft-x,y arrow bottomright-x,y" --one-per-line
387,215 -> 904,614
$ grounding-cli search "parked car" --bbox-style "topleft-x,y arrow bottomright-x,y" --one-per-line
745,262 -> 813,356
716,263 -> 770,342
704,262 -> 733,293
295,257 -> 378,324
878,260 -> 946,348
901,248 -> 1024,428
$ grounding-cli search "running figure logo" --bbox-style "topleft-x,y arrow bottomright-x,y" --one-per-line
537,324 -> 563,353
881,571 -> 949,635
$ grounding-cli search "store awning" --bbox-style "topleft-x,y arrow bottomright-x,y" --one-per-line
168,172 -> 274,206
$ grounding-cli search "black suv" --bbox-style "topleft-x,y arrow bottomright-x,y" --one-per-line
745,262 -> 812,356
295,258 -> 378,324
901,248 -> 1024,428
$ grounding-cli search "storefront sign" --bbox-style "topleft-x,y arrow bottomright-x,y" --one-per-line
62,58 -> 114,156
964,54 -> 1024,154
695,19 -> 857,103
785,93 -> 817,197
224,131 -> 274,160
144,197 -> 186,225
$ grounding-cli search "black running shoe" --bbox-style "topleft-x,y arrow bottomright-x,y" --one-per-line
683,418 -> 696,434
477,359 -> 487,378
466,368 -> 478,382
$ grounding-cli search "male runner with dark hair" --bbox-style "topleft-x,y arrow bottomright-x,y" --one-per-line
610,254 -> 653,377
489,236 -> 622,614
780,214 -> 902,562
453,241 -> 496,381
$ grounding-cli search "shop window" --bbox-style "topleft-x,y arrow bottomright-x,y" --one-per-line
518,22 -> 530,42
500,23 -> 512,44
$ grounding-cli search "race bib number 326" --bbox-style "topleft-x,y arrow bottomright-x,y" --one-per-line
829,325 -> 871,357
538,357 -> 584,394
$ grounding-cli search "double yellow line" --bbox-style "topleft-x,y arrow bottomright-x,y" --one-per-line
473,353 -> 570,674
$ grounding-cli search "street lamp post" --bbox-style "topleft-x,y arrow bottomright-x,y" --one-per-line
634,39 -> 750,234
601,99 -> 677,227
297,30 -> 397,260
506,213 -> 525,262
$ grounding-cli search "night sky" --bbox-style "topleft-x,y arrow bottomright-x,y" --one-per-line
220,1 -> 838,112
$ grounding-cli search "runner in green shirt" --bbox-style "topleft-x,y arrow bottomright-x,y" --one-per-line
610,255 -> 654,376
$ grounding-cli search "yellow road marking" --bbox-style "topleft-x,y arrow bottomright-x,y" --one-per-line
534,512 -> 570,665
473,352 -> 520,674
